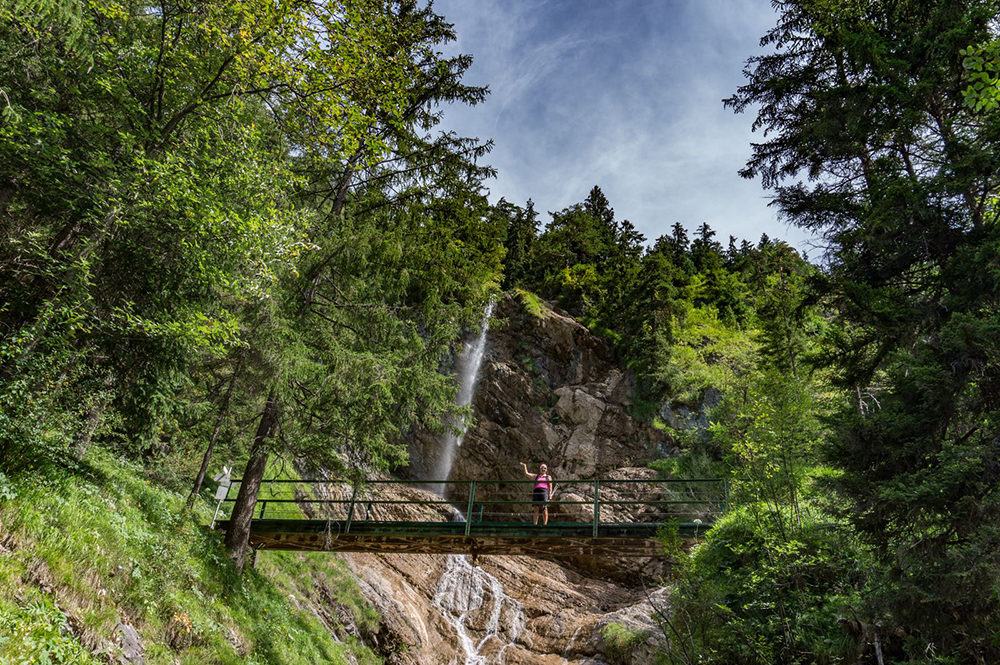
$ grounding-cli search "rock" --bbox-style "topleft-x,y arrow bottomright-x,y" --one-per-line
226,626 -> 248,656
349,293 -> 687,663
406,293 -> 675,489
116,621 -> 144,664
660,386 -> 722,434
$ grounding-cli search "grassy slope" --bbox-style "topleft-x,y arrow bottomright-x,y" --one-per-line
0,449 -> 382,664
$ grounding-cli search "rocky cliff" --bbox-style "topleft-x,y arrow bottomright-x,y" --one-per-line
408,293 -> 675,483
346,293 -> 679,664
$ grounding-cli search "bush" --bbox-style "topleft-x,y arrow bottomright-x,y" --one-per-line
659,505 -> 866,664
0,597 -> 100,664
514,288 -> 545,318
601,621 -> 648,665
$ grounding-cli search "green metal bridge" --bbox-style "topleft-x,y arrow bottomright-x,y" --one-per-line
215,477 -> 727,558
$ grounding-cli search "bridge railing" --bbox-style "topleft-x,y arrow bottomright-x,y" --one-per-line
218,477 -> 728,531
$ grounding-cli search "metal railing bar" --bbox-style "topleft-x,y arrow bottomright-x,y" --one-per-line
234,477 -> 725,485
221,498 -> 462,505
596,500 -> 720,506
223,498 -> 723,507
470,499 -> 720,506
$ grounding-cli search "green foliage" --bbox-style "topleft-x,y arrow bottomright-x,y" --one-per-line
962,40 -> 1000,111
650,303 -> 854,663
660,506 -> 865,665
649,443 -> 720,482
600,622 -> 649,665
727,0 -> 1000,659
554,263 -> 604,313
499,184 -> 816,408
0,0 -> 505,569
0,448 -> 380,663
712,370 -> 822,537
0,597 -> 100,664
654,303 -> 758,405
513,288 -> 545,318
499,199 -> 539,288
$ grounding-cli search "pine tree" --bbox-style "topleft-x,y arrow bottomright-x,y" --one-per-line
500,199 -> 539,288
729,0 -> 1000,655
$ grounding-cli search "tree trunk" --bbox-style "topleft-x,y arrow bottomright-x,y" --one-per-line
224,389 -> 279,571
72,396 -> 108,461
186,365 -> 239,508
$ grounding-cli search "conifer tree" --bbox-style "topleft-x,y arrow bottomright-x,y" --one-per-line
729,0 -> 1000,654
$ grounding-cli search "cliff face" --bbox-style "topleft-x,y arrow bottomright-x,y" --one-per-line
408,293 -> 675,484
346,549 -> 670,664
349,293 -> 677,664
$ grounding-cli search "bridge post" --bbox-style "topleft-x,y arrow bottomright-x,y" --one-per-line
592,479 -> 600,538
465,481 -> 476,536
259,500 -> 267,519
345,481 -> 360,533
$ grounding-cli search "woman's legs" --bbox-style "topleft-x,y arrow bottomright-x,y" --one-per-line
542,506 -> 549,525
532,505 -> 540,525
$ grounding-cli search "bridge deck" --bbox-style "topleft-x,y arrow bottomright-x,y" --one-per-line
213,476 -> 726,558
217,519 -> 712,556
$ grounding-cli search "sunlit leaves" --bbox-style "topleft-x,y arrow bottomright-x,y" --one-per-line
962,40 -> 1000,112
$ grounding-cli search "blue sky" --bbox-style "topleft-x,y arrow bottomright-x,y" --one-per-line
431,0 -> 818,255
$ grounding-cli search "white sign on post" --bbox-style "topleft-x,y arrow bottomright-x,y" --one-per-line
210,465 -> 234,528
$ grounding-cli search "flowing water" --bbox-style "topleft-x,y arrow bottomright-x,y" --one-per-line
432,553 -> 526,664
427,306 -> 524,663
562,624 -> 586,661
429,301 -> 495,496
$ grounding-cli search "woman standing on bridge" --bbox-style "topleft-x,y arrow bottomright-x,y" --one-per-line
521,462 -> 555,525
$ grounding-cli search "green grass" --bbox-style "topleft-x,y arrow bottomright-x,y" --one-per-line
0,450 -> 382,664
513,288 -> 545,318
582,316 -> 622,346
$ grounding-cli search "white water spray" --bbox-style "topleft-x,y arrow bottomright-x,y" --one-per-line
432,553 -> 525,664
426,302 -> 523,663
430,301 -> 495,495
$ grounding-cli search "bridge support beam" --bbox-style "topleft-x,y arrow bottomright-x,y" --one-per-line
215,518 -> 704,558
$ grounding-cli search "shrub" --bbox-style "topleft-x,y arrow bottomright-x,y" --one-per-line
601,621 -> 648,664
514,288 -> 545,318
658,505 -> 865,664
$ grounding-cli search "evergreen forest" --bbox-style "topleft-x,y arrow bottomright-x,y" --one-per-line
2,0 -> 1000,663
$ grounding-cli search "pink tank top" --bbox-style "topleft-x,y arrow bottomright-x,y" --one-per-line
534,475 -> 550,489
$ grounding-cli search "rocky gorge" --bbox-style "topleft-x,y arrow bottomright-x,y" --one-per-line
332,293 -> 688,664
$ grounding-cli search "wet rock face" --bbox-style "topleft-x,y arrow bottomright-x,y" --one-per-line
346,549 -> 670,665
358,293 -> 681,664
407,293 -> 676,486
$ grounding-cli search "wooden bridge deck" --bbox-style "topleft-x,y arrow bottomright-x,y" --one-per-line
216,518 -> 713,557
213,476 -> 726,558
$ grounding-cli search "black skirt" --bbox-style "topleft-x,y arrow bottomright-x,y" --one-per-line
532,486 -> 549,505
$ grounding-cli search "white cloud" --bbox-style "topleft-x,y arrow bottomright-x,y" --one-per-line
432,0 -> 817,252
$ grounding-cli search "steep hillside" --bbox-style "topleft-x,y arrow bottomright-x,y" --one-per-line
0,450 -> 388,664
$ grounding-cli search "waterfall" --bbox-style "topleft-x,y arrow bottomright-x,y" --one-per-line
432,554 -> 526,664
427,303 -> 522,663
430,300 -> 495,495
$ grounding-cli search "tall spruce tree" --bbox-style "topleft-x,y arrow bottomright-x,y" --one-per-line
222,2 -> 503,569
500,199 -> 539,288
729,0 -> 1000,656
